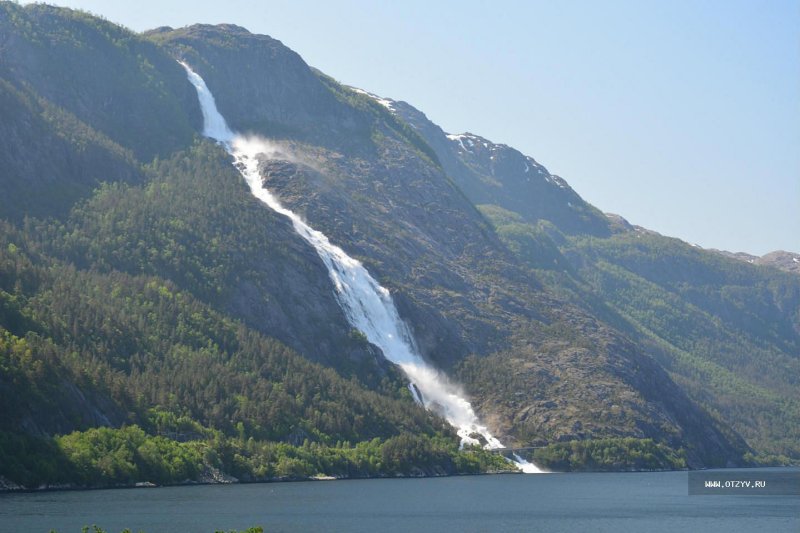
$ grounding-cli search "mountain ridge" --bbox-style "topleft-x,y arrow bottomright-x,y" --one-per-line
711,249 -> 800,275
0,4 -> 797,489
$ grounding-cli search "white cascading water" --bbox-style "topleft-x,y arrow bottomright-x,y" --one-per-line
181,62 -> 542,473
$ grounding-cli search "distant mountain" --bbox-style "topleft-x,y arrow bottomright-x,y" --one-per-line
356,91 -> 612,237
713,249 -> 800,275
352,87 -> 800,464
0,2 -> 797,488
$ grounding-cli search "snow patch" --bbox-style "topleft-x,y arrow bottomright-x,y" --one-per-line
447,133 -> 472,153
350,87 -> 397,113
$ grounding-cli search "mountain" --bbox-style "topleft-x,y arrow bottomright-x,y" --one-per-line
349,89 -> 800,462
379,95 -> 612,237
713,249 -> 800,275
0,3 -> 797,487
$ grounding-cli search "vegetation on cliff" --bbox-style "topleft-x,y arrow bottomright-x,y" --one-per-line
1,2 -> 797,489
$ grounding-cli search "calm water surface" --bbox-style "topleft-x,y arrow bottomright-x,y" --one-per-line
1,468 -> 797,532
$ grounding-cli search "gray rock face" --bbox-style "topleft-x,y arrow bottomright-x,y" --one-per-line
149,25 -> 749,466
148,24 -> 369,154
198,465 -> 238,484
0,76 -> 142,221
374,97 -> 612,237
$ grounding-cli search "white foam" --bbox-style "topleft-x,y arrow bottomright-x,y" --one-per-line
182,62 -> 543,474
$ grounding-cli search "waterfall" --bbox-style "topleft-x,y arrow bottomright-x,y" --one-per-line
180,62 -> 542,473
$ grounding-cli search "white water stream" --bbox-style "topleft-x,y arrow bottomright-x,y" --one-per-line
181,62 -> 541,473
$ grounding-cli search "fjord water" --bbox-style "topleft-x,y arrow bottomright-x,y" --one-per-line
2,469 -> 797,532
179,63 -> 540,472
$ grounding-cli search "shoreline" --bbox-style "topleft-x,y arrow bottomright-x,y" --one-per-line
3,463 -> 794,495
8,464 -> 784,495
0,469 -> 519,494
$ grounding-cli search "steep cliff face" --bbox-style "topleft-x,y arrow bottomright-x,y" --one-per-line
146,24 -> 372,155
152,25 -> 521,364
1,4 -> 793,475
0,3 -> 201,221
380,98 -> 612,237
148,24 -> 748,465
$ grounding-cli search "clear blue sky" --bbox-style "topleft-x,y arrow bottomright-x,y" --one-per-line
40,0 -> 799,254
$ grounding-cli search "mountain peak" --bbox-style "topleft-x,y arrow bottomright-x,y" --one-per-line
144,23 -> 253,37
712,249 -> 800,275
344,89 -> 611,235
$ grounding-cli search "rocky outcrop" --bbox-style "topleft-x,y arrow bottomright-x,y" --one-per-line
198,466 -> 238,484
0,475 -> 24,492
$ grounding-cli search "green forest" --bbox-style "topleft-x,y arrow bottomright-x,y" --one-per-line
0,147 -> 513,485
1,2 -> 798,493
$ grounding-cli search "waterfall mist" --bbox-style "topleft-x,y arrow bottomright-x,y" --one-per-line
180,61 -> 542,473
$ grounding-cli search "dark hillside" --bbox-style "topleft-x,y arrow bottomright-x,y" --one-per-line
150,25 -> 747,467
0,5 -> 793,487
0,3 -> 200,161
0,77 -> 141,220
54,142 -> 389,378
